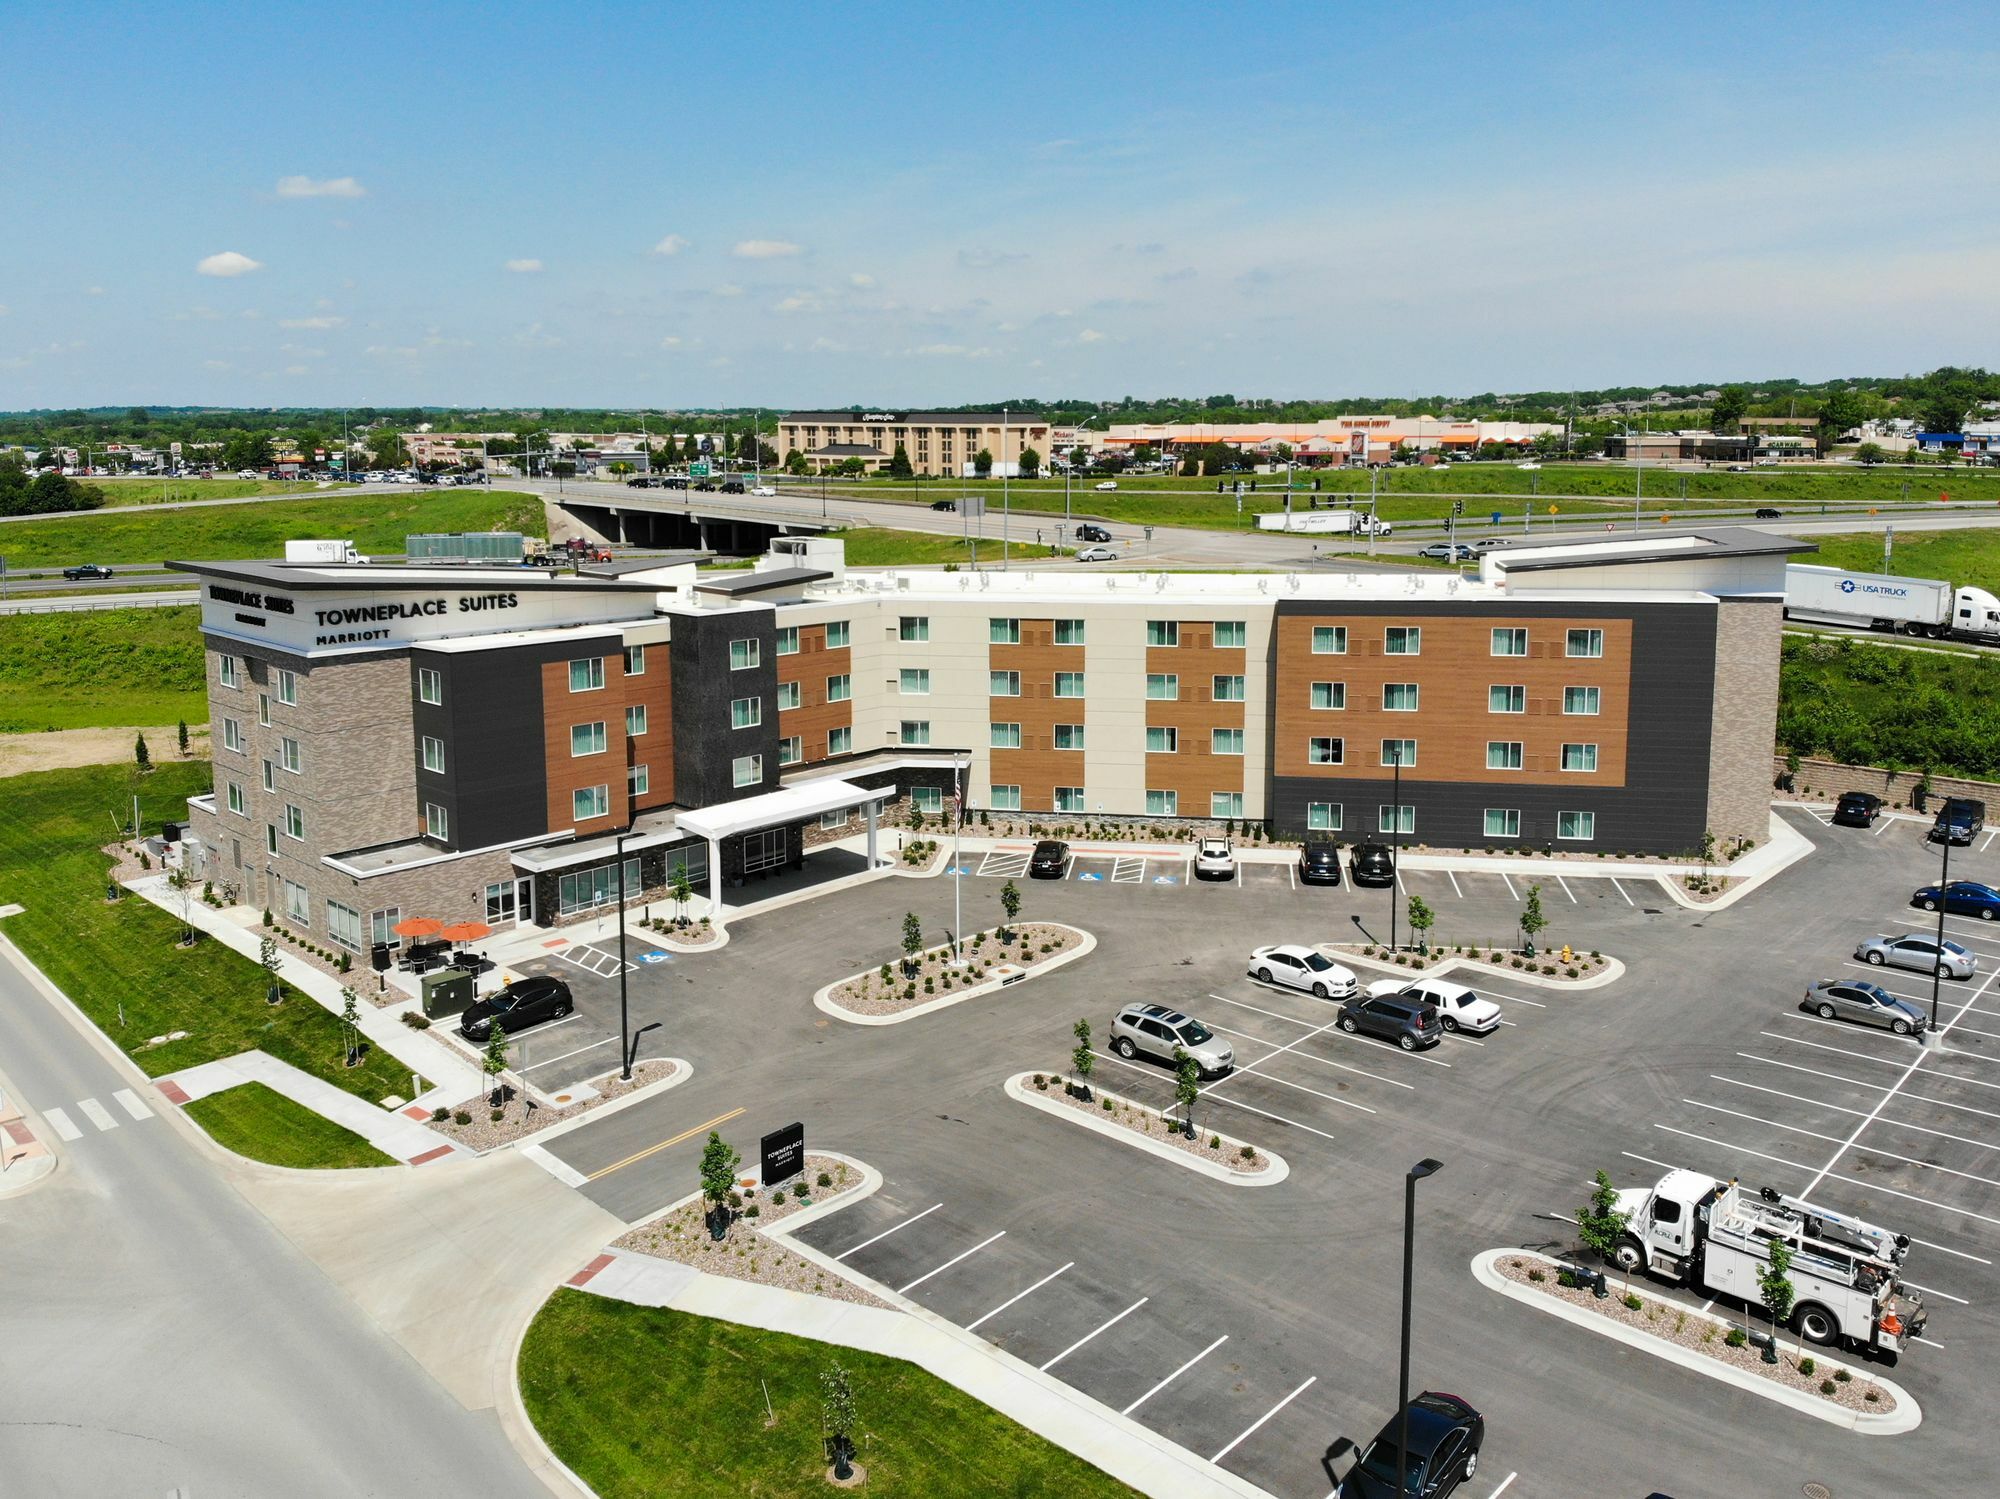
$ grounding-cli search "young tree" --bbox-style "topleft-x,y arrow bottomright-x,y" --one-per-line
1757,1239 -> 1796,1363
482,1025 -> 511,1113
1018,446 -> 1041,479
340,984 -> 362,1068
784,448 -> 809,477
699,1129 -> 742,1240
258,933 -> 283,1004
1856,441 -> 1886,466
176,719 -> 190,757
1575,1168 -> 1632,1296
165,864 -> 195,946
669,859 -> 694,928
1071,1018 -> 1094,1097
1172,1047 -> 1201,1136
134,732 -> 151,772
1406,893 -> 1435,956
820,1361 -> 859,1480
1710,385 -> 1748,432
999,879 -> 1022,939
1519,882 -> 1547,956
900,911 -> 924,977
973,447 -> 994,478
1816,388 -> 1863,453
886,442 -> 914,479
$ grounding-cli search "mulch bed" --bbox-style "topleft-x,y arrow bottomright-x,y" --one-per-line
1027,1074 -> 1271,1175
615,1154 -> 884,1306
1496,1254 -> 1896,1413
423,1059 -> 677,1150
1329,943 -> 1610,981
829,924 -> 1082,1016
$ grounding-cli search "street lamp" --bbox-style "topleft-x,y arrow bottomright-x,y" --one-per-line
1388,743 -> 1403,953
1928,829 -> 1952,1043
1397,1157 -> 1445,1499
615,830 -> 633,1080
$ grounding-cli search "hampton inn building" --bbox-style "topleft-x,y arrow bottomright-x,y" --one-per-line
174,530 -> 1796,951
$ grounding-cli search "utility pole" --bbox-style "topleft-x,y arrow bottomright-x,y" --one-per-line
1001,407 -> 1011,569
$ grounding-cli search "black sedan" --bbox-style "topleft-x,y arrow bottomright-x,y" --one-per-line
1343,1391 -> 1485,1498
1831,790 -> 1882,827
1027,839 -> 1071,878
1754,507 -> 1783,519
457,975 -> 574,1041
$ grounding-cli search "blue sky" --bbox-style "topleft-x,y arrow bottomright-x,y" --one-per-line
2,0 -> 1995,409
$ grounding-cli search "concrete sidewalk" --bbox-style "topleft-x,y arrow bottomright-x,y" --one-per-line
160,1049 -> 468,1166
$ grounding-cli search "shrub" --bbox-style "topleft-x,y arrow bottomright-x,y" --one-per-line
1528,1268 -> 1545,1283
489,1108 -> 504,1123
1624,1293 -> 1643,1311
817,1171 -> 832,1188
1820,1379 -> 1837,1396
1209,1133 -> 1221,1149
430,1106 -> 450,1122
1701,1324 -> 1715,1342
1033,1073 -> 1046,1089
771,1187 -> 787,1204
402,1011 -> 431,1030
262,908 -> 272,927
1835,1367 -> 1851,1383
746,1204 -> 761,1218
1864,1391 -> 1879,1404
1566,967 -> 1579,979
1799,1356 -> 1816,1376
794,1189 -> 811,1205
454,1110 -> 472,1126
1557,1269 -> 1579,1288
1102,1097 -> 1113,1111
1590,949 -> 1601,959
1725,1327 -> 1747,1347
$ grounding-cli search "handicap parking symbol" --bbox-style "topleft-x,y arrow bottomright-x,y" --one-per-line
1153,875 -> 1178,885
946,865 -> 973,875
1078,871 -> 1103,881
638,950 -> 672,965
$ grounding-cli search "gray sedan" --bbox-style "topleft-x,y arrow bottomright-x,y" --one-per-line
1801,979 -> 1928,1036
1855,933 -> 1976,980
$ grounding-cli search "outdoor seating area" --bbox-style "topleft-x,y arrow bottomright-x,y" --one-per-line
384,917 -> 497,978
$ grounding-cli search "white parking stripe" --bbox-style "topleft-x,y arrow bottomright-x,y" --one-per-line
43,1107 -> 81,1141
899,1230 -> 1005,1295
1218,1058 -> 1379,1113
1891,915 -> 2000,947
1776,1012 -> 1924,1051
1205,1018 -> 1415,1089
78,1098 -> 118,1131
520,1036 -> 618,1072
1759,1029 -> 1926,1071
1900,1279 -> 1970,1306
1091,1049 -> 1350,1139
1556,874 -> 1576,903
1688,1096 -> 2000,1192
833,1203 -> 942,1262
1610,877 -> 1635,906
1647,1128 -> 2000,1230
1484,1476 -> 1519,1499
1122,1334 -> 1228,1415
1983,828 -> 1999,852
1446,869 -> 1463,898
1210,1375 -> 1316,1464
966,1262 -> 1073,1332
1209,996 -> 1417,1085
1874,817 -> 1895,837
1041,1296 -> 1148,1372
1501,872 -> 1519,901
113,1089 -> 152,1120
1736,1052 -> 2000,1124
1708,1077 -> 2000,1154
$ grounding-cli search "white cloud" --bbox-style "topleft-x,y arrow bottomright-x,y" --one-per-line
807,336 -> 848,354
661,335 -> 684,348
712,283 -> 745,298
197,251 -> 263,278
909,343 -> 996,358
280,315 -> 345,329
849,272 -> 875,288
1077,328 -> 1105,343
276,175 -> 365,199
0,304 -> 8,316
504,258 -> 544,273
283,364 -> 310,375
651,234 -> 689,256
732,239 -> 803,259
85,286 -> 104,296
773,292 -> 820,314
202,359 -> 231,370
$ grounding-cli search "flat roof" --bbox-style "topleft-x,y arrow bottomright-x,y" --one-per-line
1490,527 -> 1814,575
783,411 -> 1033,425
695,566 -> 834,597
676,779 -> 892,841
169,558 -> 668,594
510,809 -> 689,873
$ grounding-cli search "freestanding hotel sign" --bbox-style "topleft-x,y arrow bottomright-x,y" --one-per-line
760,1121 -> 805,1187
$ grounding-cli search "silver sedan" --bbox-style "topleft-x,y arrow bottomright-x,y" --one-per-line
1855,933 -> 1976,980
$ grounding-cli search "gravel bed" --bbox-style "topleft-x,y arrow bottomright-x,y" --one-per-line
615,1154 -> 884,1307
637,919 -> 720,947
831,923 -> 1083,1016
1027,1074 -> 1271,1174
1679,875 -> 1737,903
1496,1255 -> 1896,1413
1328,943 -> 1610,981
423,1059 -> 678,1150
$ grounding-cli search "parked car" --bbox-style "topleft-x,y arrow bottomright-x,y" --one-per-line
1912,880 -> 2000,919
457,975 -> 574,1041
1930,797 -> 1986,845
1349,842 -> 1397,888
1754,507 -> 1783,519
1855,933 -> 1976,979
62,563 -> 114,581
1109,1003 -> 1234,1076
1337,991 -> 1443,1050
1830,791 -> 1882,827
1075,545 -> 1117,562
751,484 -> 776,497
1094,480 -> 1118,491
930,498 -> 958,511
1801,979 -> 1927,1036
1250,944 -> 1358,999
1027,839 -> 1071,878
1341,1391 -> 1485,1499
1298,838 -> 1343,885
1074,523 -> 1113,542
1417,542 -> 1475,561
1367,977 -> 1501,1035
1194,837 -> 1235,880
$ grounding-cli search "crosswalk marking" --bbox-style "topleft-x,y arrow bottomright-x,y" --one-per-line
114,1088 -> 153,1120
78,1097 -> 118,1131
43,1107 -> 82,1141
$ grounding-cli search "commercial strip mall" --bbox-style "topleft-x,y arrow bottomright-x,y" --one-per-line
175,529 -> 1798,952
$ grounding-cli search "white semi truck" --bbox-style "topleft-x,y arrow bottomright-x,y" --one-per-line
1255,508 -> 1391,537
1784,562 -> 2000,642
284,538 -> 370,565
1611,1169 -> 1926,1360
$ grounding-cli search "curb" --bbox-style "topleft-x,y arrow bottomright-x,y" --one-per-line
503,1287 -> 603,1499
649,926 -> 730,954
1325,944 -> 1627,992
1004,1073 -> 1288,1187
813,925 -> 1096,1026
1654,809 -> 1817,912
490,1058 -> 695,1160
1472,1249 -> 1919,1435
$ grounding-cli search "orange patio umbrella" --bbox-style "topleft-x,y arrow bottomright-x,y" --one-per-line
393,916 -> 444,938
438,920 -> 493,944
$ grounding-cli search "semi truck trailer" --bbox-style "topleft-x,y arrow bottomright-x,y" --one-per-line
1255,508 -> 1391,536
1784,563 -> 2000,642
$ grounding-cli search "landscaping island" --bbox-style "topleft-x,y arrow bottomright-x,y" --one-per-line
1009,1072 -> 1278,1184
822,922 -> 1088,1021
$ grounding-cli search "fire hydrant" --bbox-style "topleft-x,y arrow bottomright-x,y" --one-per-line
1560,943 -> 1574,964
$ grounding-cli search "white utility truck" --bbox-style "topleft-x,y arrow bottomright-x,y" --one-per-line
1255,508 -> 1391,537
1611,1169 -> 1926,1360
284,538 -> 369,565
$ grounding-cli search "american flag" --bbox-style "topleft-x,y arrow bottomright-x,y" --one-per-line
953,761 -> 964,826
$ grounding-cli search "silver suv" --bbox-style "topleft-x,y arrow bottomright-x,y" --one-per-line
1109,1003 -> 1235,1077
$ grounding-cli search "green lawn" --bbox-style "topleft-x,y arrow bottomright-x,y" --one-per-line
0,488 -> 545,567
0,606 -> 206,732
0,762 -> 418,1105
520,1291 -> 1138,1499
94,477 -> 306,506
1779,635 -> 2000,779
184,1081 -> 396,1169
834,528 -> 1061,566
1800,528 -> 2000,596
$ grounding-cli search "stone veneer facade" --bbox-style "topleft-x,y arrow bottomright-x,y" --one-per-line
1705,599 -> 1782,846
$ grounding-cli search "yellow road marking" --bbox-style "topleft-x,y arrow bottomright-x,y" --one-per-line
585,1107 -> 745,1181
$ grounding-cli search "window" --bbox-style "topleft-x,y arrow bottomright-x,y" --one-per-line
1383,683 -> 1420,712
569,657 -> 605,692
774,683 -> 799,712
425,802 -> 448,840
1146,790 -> 1179,816
899,668 -> 930,695
557,859 -> 643,917
1311,626 -> 1347,654
275,669 -> 298,705
898,616 -> 929,642
1488,741 -> 1524,770
573,785 -> 610,821
991,722 -> 1022,749
1212,728 -> 1245,755
1147,620 -> 1179,647
483,881 -> 517,924
990,670 -> 1021,697
1211,792 -> 1244,818
1213,621 -> 1246,648
826,620 -> 851,649
369,907 -> 403,949
1055,672 -> 1086,698
262,760 -> 275,792
1562,743 -> 1600,772
731,697 -> 762,729
1146,726 -> 1179,753
218,655 -> 239,688
1054,618 -> 1085,645
900,720 -> 931,746
571,721 -> 607,756
912,786 -> 943,814
774,627 -> 798,657
1307,802 -> 1343,831
1567,628 -> 1605,658
729,638 -> 761,670
1485,808 -> 1521,839
1309,736 -> 1343,765
1310,681 -> 1345,711
826,673 -> 851,703
1564,686 -> 1601,716
284,879 -> 309,925
1379,805 -> 1416,835
1558,810 -> 1596,840
628,704 -> 652,735
1054,724 -> 1085,751
327,901 -> 363,953
222,717 -> 243,753
778,736 -> 802,766
418,666 -> 441,705
1385,626 -> 1421,655
1146,673 -> 1179,700
421,736 -> 444,773
1491,628 -> 1528,657
257,693 -> 271,727
827,726 -> 853,755
819,809 -> 850,831
1489,685 -> 1526,714
265,823 -> 278,855
1381,738 -> 1417,767
630,762 -> 653,794
990,617 -> 1021,644
624,643 -> 647,675
226,782 -> 245,815
1212,675 -> 1246,702
991,784 -> 1022,811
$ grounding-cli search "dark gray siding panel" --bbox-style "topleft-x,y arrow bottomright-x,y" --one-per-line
411,643 -> 564,849
670,610 -> 780,807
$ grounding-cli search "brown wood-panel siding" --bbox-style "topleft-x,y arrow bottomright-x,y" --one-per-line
629,647 -> 675,810
989,619 -> 1085,811
542,657 -> 631,832
1272,615 -> 1630,785
776,625 -> 854,765
1144,625 -> 1247,813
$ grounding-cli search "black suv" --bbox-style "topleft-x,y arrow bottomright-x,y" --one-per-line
1932,797 -> 1986,846
1831,791 -> 1882,828
721,479 -> 745,493
930,498 -> 957,512
457,975 -> 574,1041
1299,838 -> 1343,885
1348,842 -> 1396,887
1074,523 -> 1112,543
1028,839 -> 1071,878
1337,992 -> 1442,1051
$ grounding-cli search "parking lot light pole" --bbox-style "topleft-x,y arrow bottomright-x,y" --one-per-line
1389,744 -> 1403,953
616,830 -> 633,1080
1398,1157 -> 1444,1499
1928,833 -> 1952,1044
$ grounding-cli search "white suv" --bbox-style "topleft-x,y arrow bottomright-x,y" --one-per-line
1195,837 -> 1235,880
1109,1004 -> 1234,1077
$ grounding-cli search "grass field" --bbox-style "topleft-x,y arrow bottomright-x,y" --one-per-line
1801,528 -> 2000,594
520,1291 -> 1138,1499
0,488 -> 544,567
93,477 -> 309,506
183,1081 -> 397,1169
0,763 -> 420,1108
834,528 -> 1062,566
0,606 -> 206,732
1779,635 -> 2000,779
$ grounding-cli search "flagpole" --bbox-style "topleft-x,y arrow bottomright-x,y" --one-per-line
953,756 -> 965,958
